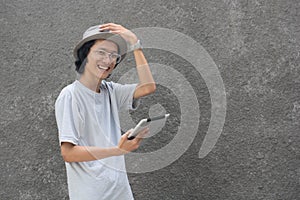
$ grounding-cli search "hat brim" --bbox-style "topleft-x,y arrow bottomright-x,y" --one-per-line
73,32 -> 128,63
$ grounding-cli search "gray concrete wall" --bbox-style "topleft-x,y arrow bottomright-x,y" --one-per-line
1,0 -> 299,199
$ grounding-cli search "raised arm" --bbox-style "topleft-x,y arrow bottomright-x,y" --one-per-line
132,48 -> 156,98
99,23 -> 156,99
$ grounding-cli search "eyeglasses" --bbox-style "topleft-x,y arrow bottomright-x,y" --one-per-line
93,49 -> 121,63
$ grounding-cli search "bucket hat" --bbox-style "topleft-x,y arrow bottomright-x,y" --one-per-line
73,25 -> 128,63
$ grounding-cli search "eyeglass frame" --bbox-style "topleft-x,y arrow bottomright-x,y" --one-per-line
92,49 -> 122,64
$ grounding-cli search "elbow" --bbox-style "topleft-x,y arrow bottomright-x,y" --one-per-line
61,143 -> 75,163
152,83 -> 157,92
135,83 -> 156,98
61,151 -> 73,163
146,83 -> 156,94
141,83 -> 156,97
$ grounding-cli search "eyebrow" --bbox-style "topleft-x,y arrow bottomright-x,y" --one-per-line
96,48 -> 118,54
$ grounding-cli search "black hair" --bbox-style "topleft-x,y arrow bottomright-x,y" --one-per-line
75,40 -> 96,74
75,39 -> 121,74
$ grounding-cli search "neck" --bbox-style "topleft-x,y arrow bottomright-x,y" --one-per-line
79,75 -> 103,93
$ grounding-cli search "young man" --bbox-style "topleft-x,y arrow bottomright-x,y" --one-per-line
55,23 -> 156,200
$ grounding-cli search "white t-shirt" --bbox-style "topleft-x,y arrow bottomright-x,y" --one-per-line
55,80 -> 139,200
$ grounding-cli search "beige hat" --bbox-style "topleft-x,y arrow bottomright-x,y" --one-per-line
73,25 -> 128,62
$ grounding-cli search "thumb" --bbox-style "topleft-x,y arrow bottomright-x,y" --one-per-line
122,129 -> 133,137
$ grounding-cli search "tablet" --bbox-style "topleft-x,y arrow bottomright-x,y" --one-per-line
127,114 -> 170,140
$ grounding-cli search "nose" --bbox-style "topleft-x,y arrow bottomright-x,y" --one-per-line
101,54 -> 112,65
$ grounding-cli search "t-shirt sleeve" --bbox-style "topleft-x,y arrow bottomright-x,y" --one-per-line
110,82 -> 140,111
55,90 -> 81,146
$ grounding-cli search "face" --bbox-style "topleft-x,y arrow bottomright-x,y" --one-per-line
83,39 -> 119,81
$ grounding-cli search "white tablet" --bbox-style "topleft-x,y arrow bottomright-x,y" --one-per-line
127,114 -> 170,140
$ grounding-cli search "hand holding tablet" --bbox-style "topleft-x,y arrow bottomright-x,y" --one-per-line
127,114 -> 170,140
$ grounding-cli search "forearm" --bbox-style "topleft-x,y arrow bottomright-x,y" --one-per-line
99,23 -> 156,97
133,49 -> 156,98
61,143 -> 124,163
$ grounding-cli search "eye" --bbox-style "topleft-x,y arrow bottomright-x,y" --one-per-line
97,50 -> 106,56
111,54 -> 119,59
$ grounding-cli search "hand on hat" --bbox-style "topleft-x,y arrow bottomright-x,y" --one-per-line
99,23 -> 138,45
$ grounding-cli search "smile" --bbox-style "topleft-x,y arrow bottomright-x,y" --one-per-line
97,65 -> 110,71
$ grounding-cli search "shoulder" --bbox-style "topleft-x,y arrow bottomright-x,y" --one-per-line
56,82 -> 76,103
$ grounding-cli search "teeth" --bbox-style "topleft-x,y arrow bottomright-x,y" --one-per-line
97,65 -> 109,70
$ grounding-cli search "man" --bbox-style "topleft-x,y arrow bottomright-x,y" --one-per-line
55,23 -> 156,200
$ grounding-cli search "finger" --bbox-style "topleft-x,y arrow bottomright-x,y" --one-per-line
99,23 -> 121,29
99,26 -> 112,31
123,129 -> 133,138
135,130 -> 149,143
140,129 -> 150,138
108,30 -> 122,34
99,27 -> 121,33
135,127 -> 149,139
135,137 -> 143,143
99,23 -> 113,28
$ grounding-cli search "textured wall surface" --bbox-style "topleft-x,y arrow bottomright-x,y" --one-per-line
1,0 -> 299,199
